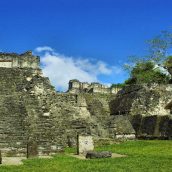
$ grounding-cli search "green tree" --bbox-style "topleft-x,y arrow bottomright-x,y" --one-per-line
126,61 -> 170,84
124,59 -> 171,85
124,30 -> 172,85
111,83 -> 125,88
146,30 -> 172,63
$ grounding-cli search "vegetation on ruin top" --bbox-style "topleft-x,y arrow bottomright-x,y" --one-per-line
112,30 -> 172,86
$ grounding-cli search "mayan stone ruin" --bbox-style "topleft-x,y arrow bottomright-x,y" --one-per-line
68,79 -> 121,94
0,51 -> 172,157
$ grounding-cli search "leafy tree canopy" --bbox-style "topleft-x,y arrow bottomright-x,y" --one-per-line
123,29 -> 172,85
111,83 -> 126,88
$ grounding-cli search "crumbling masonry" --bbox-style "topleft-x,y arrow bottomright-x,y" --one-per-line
1,51 -> 172,157
0,51 -> 135,157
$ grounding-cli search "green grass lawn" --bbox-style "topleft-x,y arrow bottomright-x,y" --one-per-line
0,140 -> 172,172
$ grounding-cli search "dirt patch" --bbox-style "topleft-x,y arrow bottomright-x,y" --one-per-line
1,156 -> 52,166
1,157 -> 26,165
112,153 -> 127,158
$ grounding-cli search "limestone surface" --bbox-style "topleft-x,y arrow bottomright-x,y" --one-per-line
0,51 -> 135,157
110,84 -> 172,139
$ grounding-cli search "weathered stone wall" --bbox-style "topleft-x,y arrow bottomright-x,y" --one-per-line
0,52 -> 136,157
3,51 -> 172,155
131,115 -> 172,139
0,67 -> 135,156
83,94 -> 135,139
110,84 -> 172,139
0,95 -> 27,156
110,84 -> 172,116
0,68 -> 34,156
0,51 -> 39,69
68,80 -> 121,94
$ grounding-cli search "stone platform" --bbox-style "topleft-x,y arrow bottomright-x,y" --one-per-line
67,153 -> 127,160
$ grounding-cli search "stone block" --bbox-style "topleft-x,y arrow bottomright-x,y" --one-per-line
86,151 -> 112,159
77,135 -> 94,155
27,141 -> 38,158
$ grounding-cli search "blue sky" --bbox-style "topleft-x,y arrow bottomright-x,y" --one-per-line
0,0 -> 172,90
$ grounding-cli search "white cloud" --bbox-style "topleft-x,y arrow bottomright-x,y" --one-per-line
35,46 -> 54,53
34,46 -> 123,91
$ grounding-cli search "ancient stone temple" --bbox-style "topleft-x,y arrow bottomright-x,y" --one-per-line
0,51 -> 39,69
0,51 -> 135,157
110,84 -> 172,139
68,79 -> 121,94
